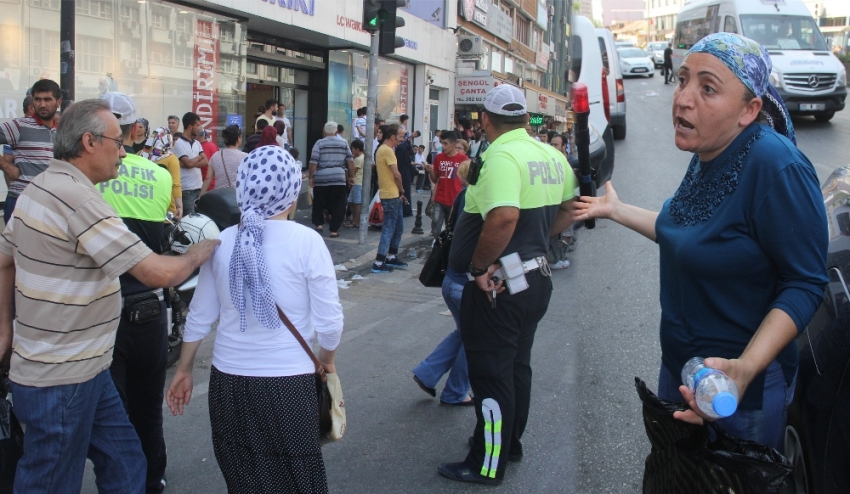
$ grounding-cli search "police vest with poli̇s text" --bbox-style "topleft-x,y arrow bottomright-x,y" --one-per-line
99,153 -> 172,222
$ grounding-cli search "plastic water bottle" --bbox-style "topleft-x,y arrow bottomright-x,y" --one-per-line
680,357 -> 739,419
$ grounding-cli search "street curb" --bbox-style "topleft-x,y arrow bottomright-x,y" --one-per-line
338,231 -> 431,275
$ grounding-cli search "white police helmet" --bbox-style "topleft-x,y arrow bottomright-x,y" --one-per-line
168,213 -> 220,254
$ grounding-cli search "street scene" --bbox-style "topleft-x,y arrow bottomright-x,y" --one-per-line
1,0 -> 849,493
59,74 -> 844,493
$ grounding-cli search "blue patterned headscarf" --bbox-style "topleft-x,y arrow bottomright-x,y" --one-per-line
229,146 -> 302,331
688,33 -> 796,145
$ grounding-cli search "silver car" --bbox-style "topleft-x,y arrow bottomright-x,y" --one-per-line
645,41 -> 668,68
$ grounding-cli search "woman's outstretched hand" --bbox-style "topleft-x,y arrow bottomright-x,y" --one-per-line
573,181 -> 620,222
166,369 -> 194,416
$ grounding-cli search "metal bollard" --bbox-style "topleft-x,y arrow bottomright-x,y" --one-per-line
412,200 -> 424,234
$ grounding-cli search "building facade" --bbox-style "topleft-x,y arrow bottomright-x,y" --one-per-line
646,0 -> 684,42
0,0 -> 459,153
455,0 -> 567,131
804,0 -> 850,54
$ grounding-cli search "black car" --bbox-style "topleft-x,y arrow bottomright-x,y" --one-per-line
784,166 -> 850,494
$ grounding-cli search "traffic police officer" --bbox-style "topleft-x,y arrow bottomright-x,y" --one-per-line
440,84 -> 578,485
99,92 -> 173,492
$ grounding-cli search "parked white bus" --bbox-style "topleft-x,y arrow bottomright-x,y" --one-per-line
673,0 -> 846,121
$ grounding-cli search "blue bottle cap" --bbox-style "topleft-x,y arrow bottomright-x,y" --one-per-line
712,391 -> 738,418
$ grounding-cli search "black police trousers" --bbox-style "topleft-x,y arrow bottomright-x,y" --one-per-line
109,298 -> 168,493
460,270 -> 553,480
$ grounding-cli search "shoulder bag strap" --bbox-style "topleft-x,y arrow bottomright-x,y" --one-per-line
276,305 -> 327,381
219,151 -> 234,188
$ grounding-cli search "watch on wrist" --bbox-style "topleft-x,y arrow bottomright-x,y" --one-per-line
469,262 -> 488,277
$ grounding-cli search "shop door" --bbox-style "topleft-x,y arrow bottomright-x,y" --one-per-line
245,63 -> 310,149
429,88 -> 440,147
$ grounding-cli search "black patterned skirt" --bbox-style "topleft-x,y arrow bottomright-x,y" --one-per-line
208,366 -> 328,494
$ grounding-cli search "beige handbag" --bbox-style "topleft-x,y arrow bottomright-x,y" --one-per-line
277,306 -> 346,442
325,372 -> 346,440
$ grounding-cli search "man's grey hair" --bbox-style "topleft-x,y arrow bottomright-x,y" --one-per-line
54,99 -> 111,161
323,121 -> 338,135
22,95 -> 33,114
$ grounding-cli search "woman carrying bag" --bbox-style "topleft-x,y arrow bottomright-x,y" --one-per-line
167,146 -> 344,493
201,124 -> 247,195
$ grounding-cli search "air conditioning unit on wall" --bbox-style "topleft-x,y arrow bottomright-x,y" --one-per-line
458,36 -> 483,56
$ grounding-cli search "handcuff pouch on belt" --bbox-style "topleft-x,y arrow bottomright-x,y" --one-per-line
494,253 -> 551,295
124,291 -> 163,324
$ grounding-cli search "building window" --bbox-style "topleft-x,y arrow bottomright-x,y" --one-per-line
176,18 -> 191,34
76,0 -> 113,20
120,5 -> 140,21
515,15 -> 530,46
77,36 -> 114,73
29,0 -> 60,10
823,17 -> 847,28
152,13 -> 168,29
174,47 -> 193,68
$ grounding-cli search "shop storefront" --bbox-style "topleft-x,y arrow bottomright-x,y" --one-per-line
453,72 -> 568,133
0,0 -> 246,142
0,0 -> 458,155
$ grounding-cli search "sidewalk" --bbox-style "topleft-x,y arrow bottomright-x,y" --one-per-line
292,187 -> 436,277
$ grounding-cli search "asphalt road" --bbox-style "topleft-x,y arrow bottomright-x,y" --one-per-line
80,76 -> 848,493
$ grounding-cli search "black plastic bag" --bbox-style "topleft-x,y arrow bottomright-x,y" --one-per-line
0,381 -> 23,493
636,377 -> 792,494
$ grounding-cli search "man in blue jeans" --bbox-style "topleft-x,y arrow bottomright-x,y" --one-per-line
372,123 -> 409,273
0,99 -> 218,493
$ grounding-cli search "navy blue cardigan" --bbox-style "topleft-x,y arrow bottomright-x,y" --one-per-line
655,123 -> 828,410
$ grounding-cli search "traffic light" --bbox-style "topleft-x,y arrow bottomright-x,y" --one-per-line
362,0 -> 385,32
378,0 -> 405,55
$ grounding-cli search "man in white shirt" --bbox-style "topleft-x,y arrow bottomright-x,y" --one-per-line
274,103 -> 293,148
352,107 -> 367,143
172,112 -> 208,215
413,144 -> 426,193
256,98 -> 277,130
430,129 -> 442,163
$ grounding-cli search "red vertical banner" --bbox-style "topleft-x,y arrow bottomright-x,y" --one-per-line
399,67 -> 409,114
193,20 -> 220,143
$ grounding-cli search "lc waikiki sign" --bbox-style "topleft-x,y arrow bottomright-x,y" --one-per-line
193,20 -> 220,142
258,0 -> 316,15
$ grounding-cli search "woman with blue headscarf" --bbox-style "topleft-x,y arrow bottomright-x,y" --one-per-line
575,33 -> 828,449
166,146 -> 343,492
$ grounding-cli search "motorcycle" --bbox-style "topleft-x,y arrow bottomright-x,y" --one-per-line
162,188 -> 240,367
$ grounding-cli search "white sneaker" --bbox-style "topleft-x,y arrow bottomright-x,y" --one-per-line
551,259 -> 570,270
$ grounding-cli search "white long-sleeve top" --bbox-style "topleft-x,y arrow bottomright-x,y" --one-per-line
184,221 -> 343,377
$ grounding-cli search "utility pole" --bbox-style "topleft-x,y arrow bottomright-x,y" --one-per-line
59,0 -> 75,111
358,0 -> 405,244
359,32 -> 380,244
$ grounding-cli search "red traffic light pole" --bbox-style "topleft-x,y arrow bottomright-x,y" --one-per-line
572,82 -> 595,230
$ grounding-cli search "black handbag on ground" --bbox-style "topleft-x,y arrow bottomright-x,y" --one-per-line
636,377 -> 792,494
277,307 -> 332,437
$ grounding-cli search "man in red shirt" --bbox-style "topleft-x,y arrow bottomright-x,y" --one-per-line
197,128 -> 217,191
426,130 -> 467,237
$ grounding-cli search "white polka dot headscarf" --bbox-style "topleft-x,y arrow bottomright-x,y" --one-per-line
229,146 -> 302,331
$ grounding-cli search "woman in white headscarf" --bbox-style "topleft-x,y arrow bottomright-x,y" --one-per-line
166,146 -> 343,493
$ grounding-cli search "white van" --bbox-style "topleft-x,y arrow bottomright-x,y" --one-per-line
571,15 -> 614,186
673,0 -> 846,121
597,28 -> 627,140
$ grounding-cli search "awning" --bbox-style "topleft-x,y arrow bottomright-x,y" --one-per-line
819,25 -> 850,34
